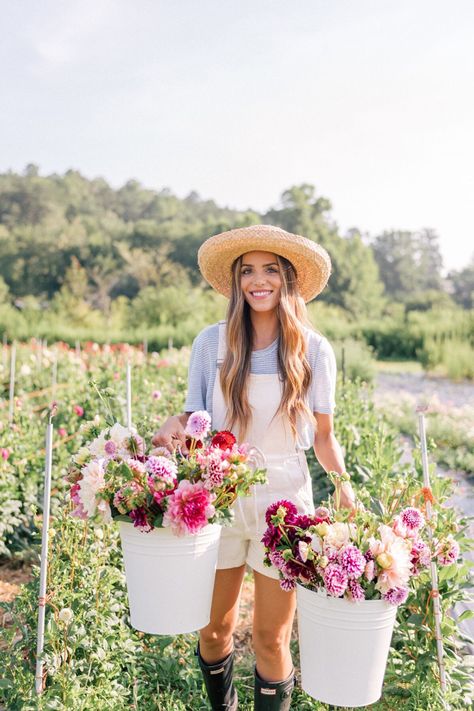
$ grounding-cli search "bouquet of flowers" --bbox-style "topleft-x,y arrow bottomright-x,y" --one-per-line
66,410 -> 267,536
262,475 -> 459,604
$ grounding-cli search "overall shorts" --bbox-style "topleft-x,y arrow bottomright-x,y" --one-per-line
212,321 -> 315,579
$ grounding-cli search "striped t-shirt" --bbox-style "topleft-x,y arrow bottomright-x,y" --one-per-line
184,323 -> 337,449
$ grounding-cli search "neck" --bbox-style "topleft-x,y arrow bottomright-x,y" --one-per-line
249,309 -> 280,349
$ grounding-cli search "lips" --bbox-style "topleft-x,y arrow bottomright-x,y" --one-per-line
251,291 -> 272,299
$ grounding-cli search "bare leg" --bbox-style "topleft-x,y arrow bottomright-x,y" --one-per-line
199,565 -> 246,663
252,570 -> 296,681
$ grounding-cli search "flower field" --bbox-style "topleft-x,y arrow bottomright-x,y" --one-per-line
0,340 -> 473,710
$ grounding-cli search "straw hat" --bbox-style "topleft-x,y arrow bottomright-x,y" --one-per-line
197,224 -> 331,303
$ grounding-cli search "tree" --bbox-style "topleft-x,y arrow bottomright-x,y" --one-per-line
448,257 -> 474,309
371,229 -> 444,300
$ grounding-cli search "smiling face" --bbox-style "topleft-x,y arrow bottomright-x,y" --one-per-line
239,250 -> 282,312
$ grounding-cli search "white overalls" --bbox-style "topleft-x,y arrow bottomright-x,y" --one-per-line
212,320 -> 315,579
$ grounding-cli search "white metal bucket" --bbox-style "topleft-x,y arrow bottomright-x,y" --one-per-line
118,522 -> 221,635
296,584 -> 397,708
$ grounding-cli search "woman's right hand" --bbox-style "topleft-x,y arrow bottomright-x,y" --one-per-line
151,415 -> 189,455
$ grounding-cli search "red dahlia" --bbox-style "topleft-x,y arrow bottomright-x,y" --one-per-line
211,430 -> 236,450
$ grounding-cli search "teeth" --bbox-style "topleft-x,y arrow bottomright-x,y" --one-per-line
252,291 -> 271,296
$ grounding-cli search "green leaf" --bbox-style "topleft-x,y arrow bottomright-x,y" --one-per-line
457,609 -> 474,622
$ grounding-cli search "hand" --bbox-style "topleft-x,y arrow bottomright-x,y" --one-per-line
151,415 -> 188,455
332,481 -> 357,514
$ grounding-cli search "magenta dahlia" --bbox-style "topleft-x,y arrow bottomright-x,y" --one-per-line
265,500 -> 298,526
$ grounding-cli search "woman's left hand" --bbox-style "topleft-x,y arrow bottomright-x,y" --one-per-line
333,481 -> 357,513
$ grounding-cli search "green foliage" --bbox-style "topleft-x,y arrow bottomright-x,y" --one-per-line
0,360 -> 473,709
371,229 -> 444,300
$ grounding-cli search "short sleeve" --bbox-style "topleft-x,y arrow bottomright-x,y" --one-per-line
311,337 -> 337,414
184,330 -> 209,412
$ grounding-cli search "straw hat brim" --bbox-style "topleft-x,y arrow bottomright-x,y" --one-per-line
197,224 -> 331,303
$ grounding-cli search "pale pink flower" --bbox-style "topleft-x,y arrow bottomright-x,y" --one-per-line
152,390 -> 162,400
298,541 -> 310,563
77,459 -> 107,517
325,522 -> 356,550
364,560 -> 375,582
370,525 -> 413,594
184,411 -> 212,440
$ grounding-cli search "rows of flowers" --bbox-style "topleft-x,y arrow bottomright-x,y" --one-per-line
66,410 -> 267,535
262,486 -> 460,604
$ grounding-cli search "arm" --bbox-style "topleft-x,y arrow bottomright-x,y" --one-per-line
313,412 -> 356,511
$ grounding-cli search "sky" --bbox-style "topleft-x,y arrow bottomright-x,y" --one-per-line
1,0 -> 473,273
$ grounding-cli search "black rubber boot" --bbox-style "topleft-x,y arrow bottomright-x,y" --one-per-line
253,666 -> 296,710
195,641 -> 238,710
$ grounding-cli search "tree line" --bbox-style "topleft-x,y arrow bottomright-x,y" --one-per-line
0,165 -> 472,337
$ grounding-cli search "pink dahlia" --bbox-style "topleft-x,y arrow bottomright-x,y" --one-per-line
400,507 -> 425,532
73,404 -> 84,417
184,411 -> 212,440
146,455 -> 178,482
162,480 -> 215,536
269,550 -> 285,569
383,587 -> 409,605
200,449 -> 228,490
348,579 -> 365,602
339,545 -> 366,579
411,539 -> 431,572
324,563 -> 348,597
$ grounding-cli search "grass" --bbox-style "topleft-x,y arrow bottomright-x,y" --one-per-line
374,360 -> 424,374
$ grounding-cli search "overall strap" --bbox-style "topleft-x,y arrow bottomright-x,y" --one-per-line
216,320 -> 227,369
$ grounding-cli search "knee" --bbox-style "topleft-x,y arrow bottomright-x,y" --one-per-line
252,628 -> 290,661
200,620 -> 235,650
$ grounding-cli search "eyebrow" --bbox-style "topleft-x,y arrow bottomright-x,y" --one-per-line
241,262 -> 278,267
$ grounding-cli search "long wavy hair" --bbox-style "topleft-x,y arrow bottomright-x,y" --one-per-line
219,252 -> 318,442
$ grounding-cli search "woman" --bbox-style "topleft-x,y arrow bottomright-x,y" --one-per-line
152,224 -> 356,710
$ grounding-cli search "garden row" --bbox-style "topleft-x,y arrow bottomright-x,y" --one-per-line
0,342 -> 473,709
